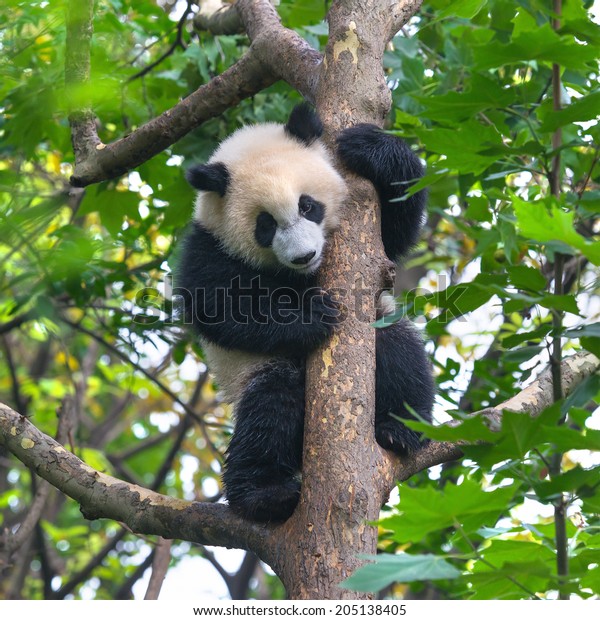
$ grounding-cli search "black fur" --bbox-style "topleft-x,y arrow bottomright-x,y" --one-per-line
177,108 -> 435,523
223,360 -> 305,522
375,322 -> 434,453
175,223 -> 339,357
337,124 -> 427,261
284,103 -> 323,146
185,162 -> 230,196
299,194 -> 325,224
254,211 -> 277,248
221,323 -> 434,521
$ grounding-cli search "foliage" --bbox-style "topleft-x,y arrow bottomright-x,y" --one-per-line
0,0 -> 599,601
347,0 -> 600,600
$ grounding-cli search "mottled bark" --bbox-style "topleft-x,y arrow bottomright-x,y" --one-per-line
279,0 -> 420,599
0,403 -> 269,556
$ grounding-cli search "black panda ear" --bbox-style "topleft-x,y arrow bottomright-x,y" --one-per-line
185,162 -> 230,197
285,103 -> 323,146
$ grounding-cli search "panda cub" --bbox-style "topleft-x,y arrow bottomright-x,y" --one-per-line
177,104 -> 434,522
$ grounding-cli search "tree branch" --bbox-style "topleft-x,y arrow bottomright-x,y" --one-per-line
0,403 -> 270,557
393,351 -> 600,482
65,0 -> 101,164
0,311 -> 36,336
70,48 -> 275,186
235,0 -> 322,100
193,1 -> 245,35
143,537 -> 172,600
129,1 -> 194,82
67,0 -> 324,187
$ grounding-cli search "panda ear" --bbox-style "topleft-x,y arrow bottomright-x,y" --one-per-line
185,162 -> 230,197
285,103 -> 323,146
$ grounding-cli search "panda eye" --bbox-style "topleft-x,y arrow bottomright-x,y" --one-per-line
299,200 -> 313,215
298,194 -> 325,224
255,211 -> 277,248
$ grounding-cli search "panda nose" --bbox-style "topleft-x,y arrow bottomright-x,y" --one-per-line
291,251 -> 316,265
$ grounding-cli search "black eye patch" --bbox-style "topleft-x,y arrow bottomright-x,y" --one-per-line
299,194 -> 325,224
255,211 -> 277,248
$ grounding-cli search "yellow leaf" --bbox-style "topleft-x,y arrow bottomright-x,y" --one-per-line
55,350 -> 80,371
47,152 -> 61,174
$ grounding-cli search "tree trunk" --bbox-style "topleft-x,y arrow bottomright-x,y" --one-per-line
265,1 -> 414,599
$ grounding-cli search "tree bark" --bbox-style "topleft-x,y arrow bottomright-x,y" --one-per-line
271,1 -> 425,599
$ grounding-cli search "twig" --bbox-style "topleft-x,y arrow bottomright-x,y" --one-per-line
393,351 -> 600,483
129,1 -> 194,81
70,47 -> 275,186
115,550 -> 155,600
0,311 -> 35,336
143,538 -> 172,599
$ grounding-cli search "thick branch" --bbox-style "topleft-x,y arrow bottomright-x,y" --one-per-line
70,49 -> 275,186
234,0 -> 322,101
388,1 -> 424,39
2,350 -> 596,575
193,2 -> 245,35
393,351 -> 600,482
68,0 -> 323,187
0,403 -> 270,557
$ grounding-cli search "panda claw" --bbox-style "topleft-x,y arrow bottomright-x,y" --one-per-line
375,420 -> 424,455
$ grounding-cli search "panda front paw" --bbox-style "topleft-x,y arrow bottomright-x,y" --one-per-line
307,288 -> 342,335
337,124 -> 391,181
375,419 -> 426,455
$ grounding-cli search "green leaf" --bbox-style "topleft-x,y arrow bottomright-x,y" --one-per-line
507,265 -> 547,293
538,293 -> 580,315
581,337 -> 600,358
473,23 -> 598,71
513,195 -> 600,265
418,74 -> 515,122
533,466 -> 600,500
404,415 -> 497,443
562,373 -> 600,411
415,120 -> 504,175
80,448 -> 114,474
380,480 -> 516,542
564,323 -> 600,339
439,0 -> 486,18
503,345 -> 544,363
502,323 -> 552,348
340,554 -> 461,592
538,91 -> 600,132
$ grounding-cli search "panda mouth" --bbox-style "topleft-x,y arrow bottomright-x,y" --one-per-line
288,253 -> 321,273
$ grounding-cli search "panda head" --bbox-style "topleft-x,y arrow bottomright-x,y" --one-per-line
186,104 -> 347,275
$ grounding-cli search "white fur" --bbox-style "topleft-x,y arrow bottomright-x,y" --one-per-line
201,341 -> 272,403
193,123 -> 347,272
272,217 -> 324,272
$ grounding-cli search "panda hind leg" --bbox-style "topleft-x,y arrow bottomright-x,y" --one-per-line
375,320 -> 435,454
223,360 -> 305,522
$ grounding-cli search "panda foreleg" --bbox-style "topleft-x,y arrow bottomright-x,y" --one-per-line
375,321 -> 435,454
223,360 -> 305,522
337,124 -> 427,262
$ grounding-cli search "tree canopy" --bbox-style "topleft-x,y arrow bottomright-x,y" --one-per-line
1,0 -> 599,601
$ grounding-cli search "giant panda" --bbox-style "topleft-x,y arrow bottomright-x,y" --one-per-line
176,104 -> 435,522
